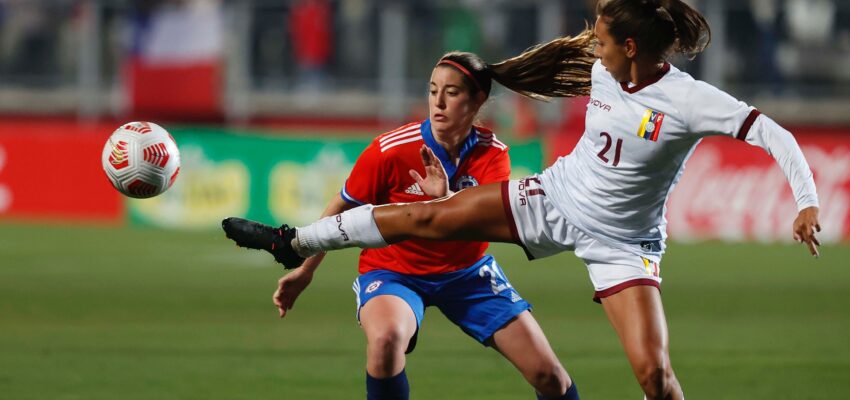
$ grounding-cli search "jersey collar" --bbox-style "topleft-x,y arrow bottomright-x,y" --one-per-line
619,62 -> 671,94
420,119 -> 478,182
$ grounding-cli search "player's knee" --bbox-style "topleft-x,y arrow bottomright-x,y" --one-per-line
635,359 -> 674,399
366,329 -> 409,377
528,362 -> 569,398
367,326 -> 409,358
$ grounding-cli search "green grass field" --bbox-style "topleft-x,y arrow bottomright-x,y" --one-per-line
1,222 -> 848,399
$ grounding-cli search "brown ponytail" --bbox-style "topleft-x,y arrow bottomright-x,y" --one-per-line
597,0 -> 711,60
489,28 -> 596,101
437,28 -> 595,102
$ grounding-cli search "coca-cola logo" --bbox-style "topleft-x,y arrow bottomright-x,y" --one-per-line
667,142 -> 849,243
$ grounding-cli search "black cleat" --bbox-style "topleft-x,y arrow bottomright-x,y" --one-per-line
222,217 -> 305,269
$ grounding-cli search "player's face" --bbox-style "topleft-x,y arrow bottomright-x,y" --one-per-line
594,16 -> 630,82
429,66 -> 483,137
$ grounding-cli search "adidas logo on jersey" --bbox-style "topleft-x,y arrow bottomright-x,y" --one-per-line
405,183 -> 425,196
510,291 -> 523,303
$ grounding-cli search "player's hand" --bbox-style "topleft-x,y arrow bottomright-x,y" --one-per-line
409,144 -> 451,198
273,266 -> 314,318
792,206 -> 821,258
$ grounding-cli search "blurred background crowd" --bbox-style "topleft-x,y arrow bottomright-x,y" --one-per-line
1,0 -> 849,126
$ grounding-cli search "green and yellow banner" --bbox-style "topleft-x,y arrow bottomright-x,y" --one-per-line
129,127 -> 543,229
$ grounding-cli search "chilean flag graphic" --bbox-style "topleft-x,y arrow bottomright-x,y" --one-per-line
126,0 -> 224,119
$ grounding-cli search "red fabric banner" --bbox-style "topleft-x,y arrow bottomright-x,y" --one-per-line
0,121 -> 123,222
127,60 -> 222,120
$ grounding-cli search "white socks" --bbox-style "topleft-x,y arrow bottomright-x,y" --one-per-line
293,204 -> 387,257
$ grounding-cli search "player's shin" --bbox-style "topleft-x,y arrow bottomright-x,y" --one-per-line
294,204 -> 387,257
366,369 -> 409,400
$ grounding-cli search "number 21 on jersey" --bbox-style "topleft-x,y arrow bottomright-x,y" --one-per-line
597,132 -> 622,166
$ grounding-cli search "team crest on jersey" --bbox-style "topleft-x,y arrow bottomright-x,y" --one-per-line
365,280 -> 383,294
454,175 -> 479,190
636,109 -> 665,141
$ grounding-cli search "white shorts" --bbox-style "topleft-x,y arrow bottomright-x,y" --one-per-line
500,177 -> 662,303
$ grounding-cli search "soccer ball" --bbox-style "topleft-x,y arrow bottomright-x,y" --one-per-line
101,122 -> 180,199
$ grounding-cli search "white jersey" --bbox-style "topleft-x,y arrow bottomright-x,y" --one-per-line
540,60 -> 819,255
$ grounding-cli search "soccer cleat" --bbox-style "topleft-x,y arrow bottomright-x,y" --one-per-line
221,217 -> 305,269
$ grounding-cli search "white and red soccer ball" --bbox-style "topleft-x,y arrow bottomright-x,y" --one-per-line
101,122 -> 180,199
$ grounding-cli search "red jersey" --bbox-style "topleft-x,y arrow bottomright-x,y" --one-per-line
341,119 -> 510,275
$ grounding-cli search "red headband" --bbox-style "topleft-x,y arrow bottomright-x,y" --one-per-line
437,59 -> 483,92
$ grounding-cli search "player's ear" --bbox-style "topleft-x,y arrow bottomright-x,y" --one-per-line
624,38 -> 638,59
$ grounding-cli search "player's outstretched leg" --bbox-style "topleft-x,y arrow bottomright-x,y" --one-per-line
221,217 -> 305,269
292,183 -> 511,258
